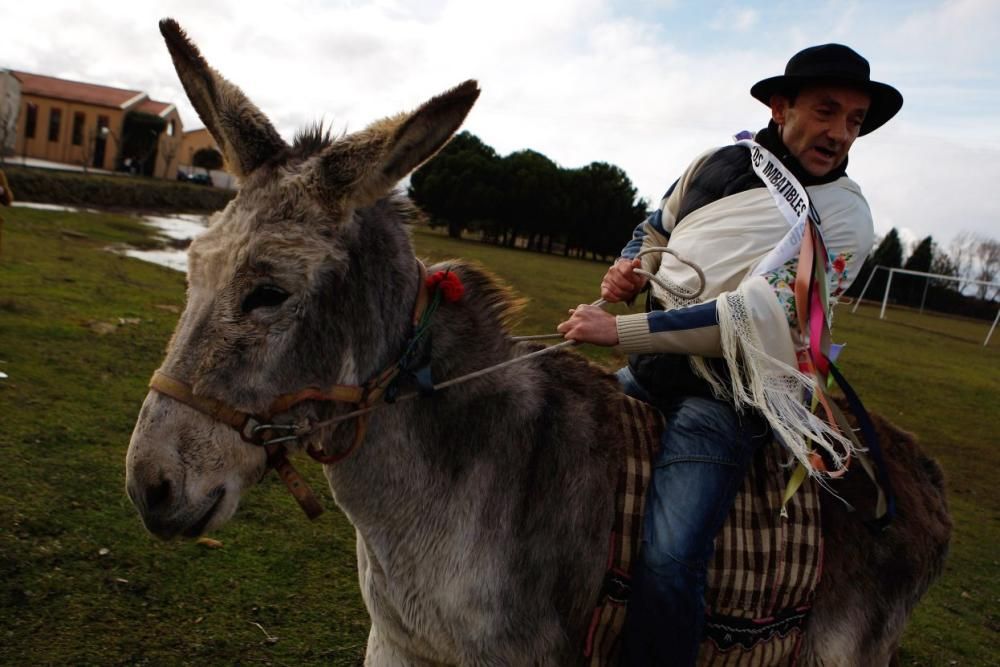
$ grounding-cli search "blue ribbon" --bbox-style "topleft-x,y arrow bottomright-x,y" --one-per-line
826,359 -> 897,528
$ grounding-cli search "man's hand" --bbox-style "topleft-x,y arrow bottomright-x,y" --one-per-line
601,258 -> 648,303
557,304 -> 619,346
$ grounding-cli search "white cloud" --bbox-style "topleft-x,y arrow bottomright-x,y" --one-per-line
710,7 -> 759,32
2,0 -> 997,247
891,0 -> 1000,70
849,122 -> 1000,244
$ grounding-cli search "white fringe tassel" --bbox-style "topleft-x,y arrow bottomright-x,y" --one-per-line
693,291 -> 855,477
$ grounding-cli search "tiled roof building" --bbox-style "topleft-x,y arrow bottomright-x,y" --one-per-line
8,70 -> 183,178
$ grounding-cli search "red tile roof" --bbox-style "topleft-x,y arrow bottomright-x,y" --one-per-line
135,98 -> 175,117
12,71 -> 146,109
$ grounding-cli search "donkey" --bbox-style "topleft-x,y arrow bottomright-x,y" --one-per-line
126,20 -> 950,666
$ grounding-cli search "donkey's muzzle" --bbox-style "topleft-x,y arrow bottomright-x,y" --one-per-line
127,470 -> 225,540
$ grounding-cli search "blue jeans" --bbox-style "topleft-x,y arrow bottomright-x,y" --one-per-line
616,367 -> 764,666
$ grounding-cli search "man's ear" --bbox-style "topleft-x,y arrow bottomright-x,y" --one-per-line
770,93 -> 791,126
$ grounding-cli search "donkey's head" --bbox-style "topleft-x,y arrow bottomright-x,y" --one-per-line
125,19 -> 478,538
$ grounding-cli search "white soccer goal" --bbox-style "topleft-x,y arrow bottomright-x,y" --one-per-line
851,265 -> 1000,346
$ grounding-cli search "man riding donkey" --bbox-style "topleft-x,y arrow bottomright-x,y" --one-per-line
558,44 -> 902,665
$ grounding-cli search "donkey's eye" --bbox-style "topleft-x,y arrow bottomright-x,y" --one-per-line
241,285 -> 290,313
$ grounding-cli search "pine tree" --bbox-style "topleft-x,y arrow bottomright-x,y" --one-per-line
901,236 -> 934,305
849,228 -> 903,301
872,228 -> 904,269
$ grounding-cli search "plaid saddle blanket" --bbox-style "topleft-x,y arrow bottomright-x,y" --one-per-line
584,395 -> 822,666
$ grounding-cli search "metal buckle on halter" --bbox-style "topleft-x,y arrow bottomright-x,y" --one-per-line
240,417 -> 301,447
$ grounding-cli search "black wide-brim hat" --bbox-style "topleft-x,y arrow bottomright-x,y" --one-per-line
751,43 -> 903,136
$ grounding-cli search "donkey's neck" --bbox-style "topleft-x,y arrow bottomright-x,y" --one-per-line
328,199 -> 426,381
317,268 -> 617,662
321,260 -> 537,523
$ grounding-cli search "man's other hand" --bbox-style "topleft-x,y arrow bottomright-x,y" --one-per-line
557,304 -> 619,346
601,258 -> 648,303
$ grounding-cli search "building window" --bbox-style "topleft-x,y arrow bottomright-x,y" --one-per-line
93,115 -> 111,169
72,112 -> 85,145
25,103 -> 38,139
167,119 -> 175,137
48,108 -> 62,142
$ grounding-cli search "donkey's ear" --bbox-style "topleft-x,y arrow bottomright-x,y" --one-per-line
379,80 -> 480,184
159,18 -> 287,179
320,80 -> 480,206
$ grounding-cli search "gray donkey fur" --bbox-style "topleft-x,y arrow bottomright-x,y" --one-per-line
126,20 -> 950,665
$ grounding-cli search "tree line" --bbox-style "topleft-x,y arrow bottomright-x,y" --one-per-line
846,228 -> 999,320
409,132 -> 997,321
409,132 -> 648,261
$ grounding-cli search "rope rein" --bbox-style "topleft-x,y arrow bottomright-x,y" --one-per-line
634,246 -> 706,300
153,249 -> 705,451
510,246 -> 705,342
305,297 -> 607,436
307,247 -> 706,437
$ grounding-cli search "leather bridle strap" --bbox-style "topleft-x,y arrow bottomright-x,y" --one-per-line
265,446 -> 325,519
293,260 -> 430,464
149,370 -> 251,432
148,370 -> 325,519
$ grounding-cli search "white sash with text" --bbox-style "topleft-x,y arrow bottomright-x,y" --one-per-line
735,138 -> 818,277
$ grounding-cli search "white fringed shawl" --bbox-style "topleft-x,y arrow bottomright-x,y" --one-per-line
693,277 -> 856,475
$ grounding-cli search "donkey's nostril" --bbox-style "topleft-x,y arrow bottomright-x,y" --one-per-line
145,478 -> 172,510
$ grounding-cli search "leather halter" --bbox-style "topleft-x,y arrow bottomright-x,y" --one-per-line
147,261 -> 431,519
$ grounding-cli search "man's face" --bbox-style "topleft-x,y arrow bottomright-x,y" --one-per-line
771,84 -> 871,177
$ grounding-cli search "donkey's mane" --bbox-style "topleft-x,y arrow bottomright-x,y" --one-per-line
348,178 -> 524,336
432,260 -> 527,335
292,122 -> 337,159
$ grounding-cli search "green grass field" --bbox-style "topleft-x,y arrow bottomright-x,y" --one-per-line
1,208 -> 996,665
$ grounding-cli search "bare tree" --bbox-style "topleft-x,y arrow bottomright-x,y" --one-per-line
0,121 -> 10,166
928,248 -> 958,287
973,236 -> 1000,300
0,97 -> 15,165
159,134 -> 181,179
948,231 -> 977,293
80,127 -> 100,174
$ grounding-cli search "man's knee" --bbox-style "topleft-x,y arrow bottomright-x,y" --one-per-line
660,397 -> 749,463
639,535 -> 707,578
669,396 -> 740,436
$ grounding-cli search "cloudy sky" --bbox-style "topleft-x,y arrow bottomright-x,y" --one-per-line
5,0 -> 998,248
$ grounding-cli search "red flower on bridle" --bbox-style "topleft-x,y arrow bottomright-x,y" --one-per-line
426,270 -> 465,303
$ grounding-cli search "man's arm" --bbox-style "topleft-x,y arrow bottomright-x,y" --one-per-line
559,300 -> 723,357
583,155 -> 874,358
566,192 -> 874,355
601,148 -> 718,303
600,203 -> 673,303
620,198 -> 674,261
606,224 -> 873,354
816,185 -> 875,303
601,258 -> 647,303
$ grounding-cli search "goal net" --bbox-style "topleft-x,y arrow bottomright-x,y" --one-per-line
850,265 -> 1000,346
